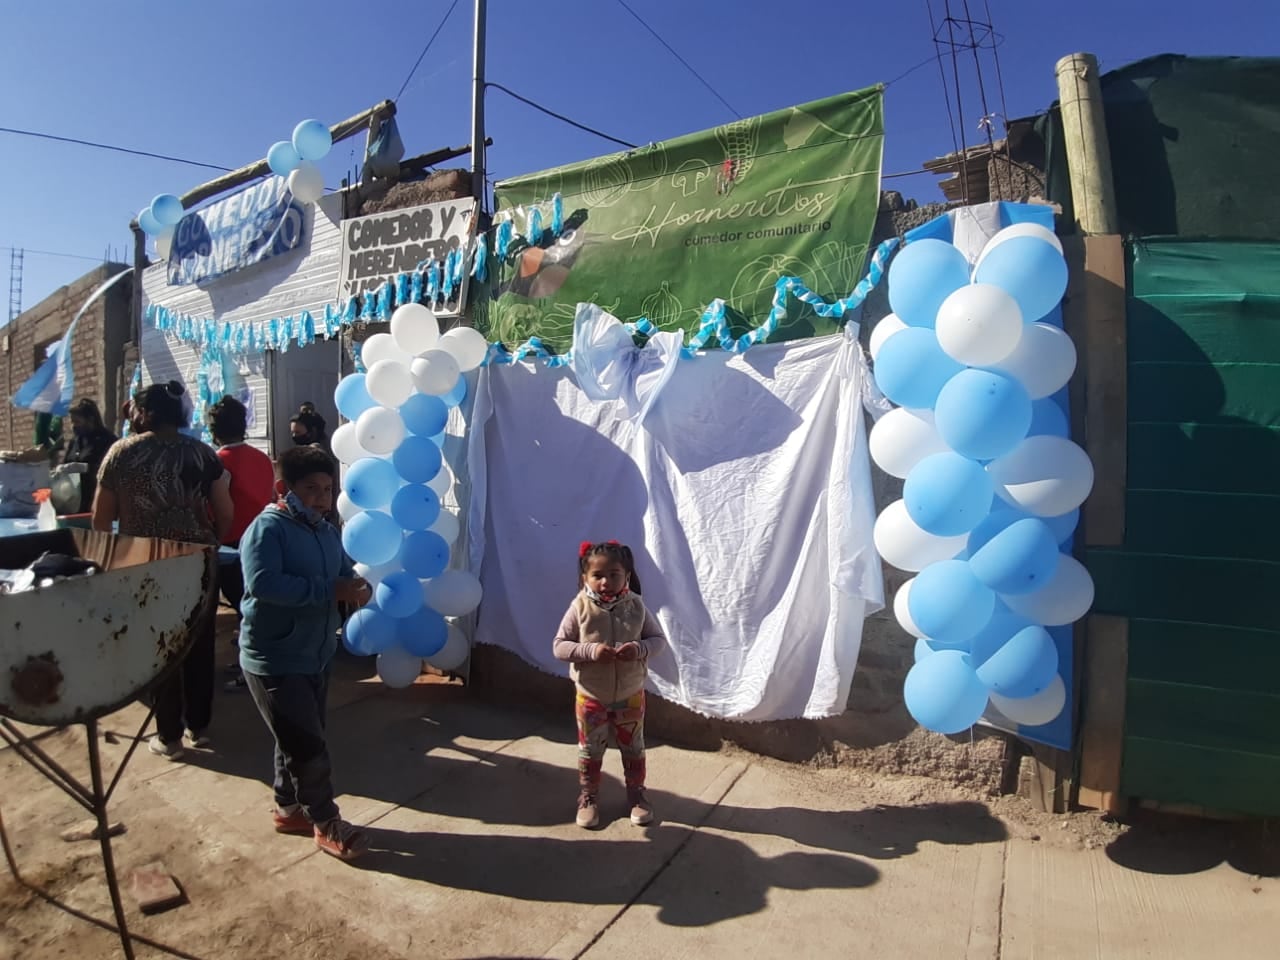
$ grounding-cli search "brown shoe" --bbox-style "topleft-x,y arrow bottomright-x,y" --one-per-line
628,789 -> 653,826
576,793 -> 599,829
314,818 -> 368,861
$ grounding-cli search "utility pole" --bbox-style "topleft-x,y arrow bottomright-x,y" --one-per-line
470,0 -> 487,207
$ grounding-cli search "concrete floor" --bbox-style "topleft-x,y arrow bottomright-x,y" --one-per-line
1,651 -> 1276,960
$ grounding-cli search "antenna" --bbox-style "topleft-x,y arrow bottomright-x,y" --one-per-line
8,247 -> 22,322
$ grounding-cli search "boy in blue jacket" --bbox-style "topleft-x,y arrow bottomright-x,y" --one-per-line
239,445 -> 372,861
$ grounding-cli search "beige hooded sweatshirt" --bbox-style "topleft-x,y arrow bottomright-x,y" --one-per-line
552,591 -> 666,704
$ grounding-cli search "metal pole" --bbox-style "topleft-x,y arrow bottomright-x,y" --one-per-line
86,718 -> 136,960
470,0 -> 488,206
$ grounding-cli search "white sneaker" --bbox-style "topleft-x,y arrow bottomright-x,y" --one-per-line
148,737 -> 184,761
186,729 -> 211,748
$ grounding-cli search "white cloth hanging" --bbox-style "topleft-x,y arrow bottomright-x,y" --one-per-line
466,323 -> 884,720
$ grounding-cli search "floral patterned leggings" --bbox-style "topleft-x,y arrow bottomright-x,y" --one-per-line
576,690 -> 646,799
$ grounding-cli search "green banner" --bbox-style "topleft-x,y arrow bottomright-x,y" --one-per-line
483,85 -> 885,351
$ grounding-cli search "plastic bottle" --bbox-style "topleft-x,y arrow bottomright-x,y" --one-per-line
37,496 -> 57,531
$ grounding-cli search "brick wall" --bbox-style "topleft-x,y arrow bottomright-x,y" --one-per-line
0,263 -> 133,450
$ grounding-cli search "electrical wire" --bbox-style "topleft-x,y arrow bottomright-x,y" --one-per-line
486,83 -> 639,150
612,0 -> 742,119
0,126 -> 232,172
1,246 -> 106,263
395,0 -> 463,102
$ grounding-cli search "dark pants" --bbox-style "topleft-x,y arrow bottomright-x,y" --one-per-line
219,556 -> 245,623
152,604 -> 216,744
243,670 -> 339,824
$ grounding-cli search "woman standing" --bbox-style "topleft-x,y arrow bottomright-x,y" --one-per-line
93,381 -> 234,760
58,398 -> 118,514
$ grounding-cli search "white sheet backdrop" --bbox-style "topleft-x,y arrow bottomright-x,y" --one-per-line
467,329 -> 884,720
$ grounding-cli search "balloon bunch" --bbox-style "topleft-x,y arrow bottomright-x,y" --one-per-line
869,224 -> 1094,735
331,303 -> 490,687
136,193 -> 186,259
265,119 -> 333,204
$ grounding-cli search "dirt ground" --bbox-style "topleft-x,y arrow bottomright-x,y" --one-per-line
2,616 -> 1276,960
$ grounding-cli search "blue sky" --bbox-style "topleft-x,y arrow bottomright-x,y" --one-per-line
1,0 -> 1273,315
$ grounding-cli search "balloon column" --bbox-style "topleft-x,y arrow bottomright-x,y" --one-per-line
870,226 -> 1093,735
332,303 -> 489,688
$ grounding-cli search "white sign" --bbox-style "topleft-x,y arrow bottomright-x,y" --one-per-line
338,198 -> 477,315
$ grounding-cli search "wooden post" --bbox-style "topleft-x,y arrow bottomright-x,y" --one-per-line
1055,53 -> 1119,235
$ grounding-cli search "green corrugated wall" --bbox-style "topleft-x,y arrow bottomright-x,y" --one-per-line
1086,239 -> 1280,816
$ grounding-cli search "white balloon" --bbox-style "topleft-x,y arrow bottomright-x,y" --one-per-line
422,569 -> 482,617
361,333 -> 409,368
427,463 -> 454,499
429,509 -> 460,546
894,578 -> 926,638
426,622 -> 470,672
869,313 -> 907,361
390,303 -> 440,356
331,422 -> 365,465
935,283 -> 1024,366
987,435 -> 1094,517
1001,554 -> 1094,626
976,223 -> 1063,272
336,491 -> 360,522
411,350 -> 461,396
155,226 -> 175,260
354,405 -> 405,456
438,326 -> 489,373
873,500 -> 968,572
364,359 -> 414,408
989,322 -> 1077,399
353,559 -> 400,585
990,674 -> 1067,726
376,646 -> 422,689
869,408 -> 951,479
287,160 -> 325,204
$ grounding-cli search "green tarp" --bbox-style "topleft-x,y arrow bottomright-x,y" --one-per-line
1041,55 -> 1280,240
484,86 -> 884,351
1086,238 -> 1280,816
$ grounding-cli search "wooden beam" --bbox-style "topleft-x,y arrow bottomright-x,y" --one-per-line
173,101 -> 397,211
1076,614 -> 1130,814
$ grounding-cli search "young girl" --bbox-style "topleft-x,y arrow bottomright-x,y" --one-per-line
553,540 -> 666,829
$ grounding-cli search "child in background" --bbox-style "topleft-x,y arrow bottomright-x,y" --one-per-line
238,446 -> 372,860
553,540 -> 666,829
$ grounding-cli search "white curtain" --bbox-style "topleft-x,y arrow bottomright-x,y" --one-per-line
466,327 -> 884,721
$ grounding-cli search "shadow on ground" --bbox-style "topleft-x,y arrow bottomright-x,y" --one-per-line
1106,810 -> 1280,877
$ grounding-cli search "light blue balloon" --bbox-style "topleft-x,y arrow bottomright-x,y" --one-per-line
888,239 -> 972,328
975,624 -> 1058,697
903,650 -> 989,734
151,194 -> 184,227
399,393 -> 449,438
968,605 -> 1037,667
908,560 -> 996,646
399,606 -> 448,657
138,206 -> 163,236
443,376 -> 468,407
969,518 -> 1060,595
292,118 -> 332,161
873,327 -> 964,410
392,435 -> 443,484
1044,508 -> 1079,544
429,431 -> 446,448
390,483 -> 441,531
267,140 -> 302,177
1028,397 -> 1068,437
344,458 -> 401,509
343,606 -> 397,656
935,369 -> 1032,461
376,570 -> 424,618
974,237 -> 1068,325
334,373 -> 377,420
913,637 -> 936,662
399,530 -> 450,579
903,452 -> 995,537
341,510 -> 402,566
